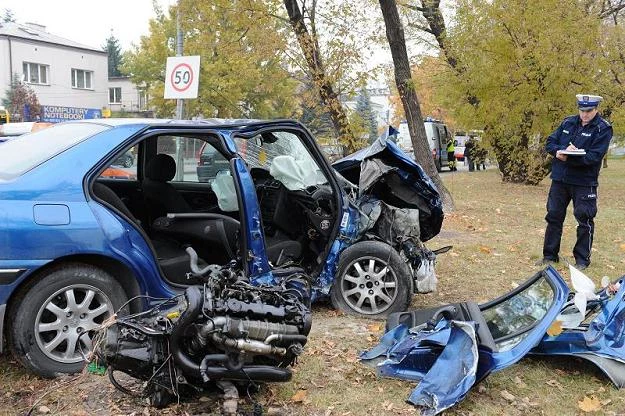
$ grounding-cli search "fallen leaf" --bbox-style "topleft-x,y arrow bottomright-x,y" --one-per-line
619,243 -> 625,252
546,320 -> 563,337
601,399 -> 612,406
578,396 -> 601,412
479,246 -> 492,254
367,323 -> 383,332
546,379 -> 564,390
514,376 -> 527,388
291,389 -> 307,403
500,390 -> 516,402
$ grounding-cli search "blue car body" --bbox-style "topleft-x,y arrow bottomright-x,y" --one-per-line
361,266 -> 570,415
0,118 -> 443,376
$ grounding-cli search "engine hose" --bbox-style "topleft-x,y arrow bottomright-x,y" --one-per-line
201,365 -> 292,383
263,334 -> 308,346
199,354 -> 228,382
170,286 -> 204,377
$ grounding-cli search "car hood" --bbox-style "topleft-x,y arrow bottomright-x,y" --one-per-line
332,135 -> 443,242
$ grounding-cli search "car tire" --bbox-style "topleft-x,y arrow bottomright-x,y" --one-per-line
7,263 -> 128,378
123,155 -> 133,168
331,241 -> 413,319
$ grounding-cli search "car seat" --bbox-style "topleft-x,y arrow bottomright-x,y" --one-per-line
142,154 -> 191,221
93,181 -> 200,285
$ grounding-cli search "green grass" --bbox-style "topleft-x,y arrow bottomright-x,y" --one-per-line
1,160 -> 625,415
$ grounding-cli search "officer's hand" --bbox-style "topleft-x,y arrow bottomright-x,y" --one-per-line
556,150 -> 568,161
566,143 -> 577,151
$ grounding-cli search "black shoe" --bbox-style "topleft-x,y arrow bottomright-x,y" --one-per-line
535,258 -> 558,267
574,263 -> 589,271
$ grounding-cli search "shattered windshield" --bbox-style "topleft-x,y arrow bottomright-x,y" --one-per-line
482,276 -> 555,351
233,131 -> 327,190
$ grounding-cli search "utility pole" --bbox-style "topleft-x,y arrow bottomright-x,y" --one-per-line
175,7 -> 184,120
175,4 -> 185,180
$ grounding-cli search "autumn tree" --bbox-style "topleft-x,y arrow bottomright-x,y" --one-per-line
2,74 -> 41,122
379,0 -> 454,209
281,0 -> 378,153
434,0 -> 602,184
103,33 -> 124,77
123,0 -> 297,119
355,88 -> 379,143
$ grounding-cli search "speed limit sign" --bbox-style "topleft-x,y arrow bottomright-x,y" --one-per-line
164,56 -> 201,99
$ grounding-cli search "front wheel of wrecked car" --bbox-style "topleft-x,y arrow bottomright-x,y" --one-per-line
331,241 -> 412,319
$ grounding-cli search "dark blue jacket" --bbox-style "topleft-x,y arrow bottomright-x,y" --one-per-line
545,114 -> 612,186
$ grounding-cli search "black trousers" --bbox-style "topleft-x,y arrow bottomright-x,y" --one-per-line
543,181 -> 598,265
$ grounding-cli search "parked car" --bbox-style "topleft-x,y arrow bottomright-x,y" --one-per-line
113,150 -> 134,168
0,119 -> 443,377
197,141 -> 230,182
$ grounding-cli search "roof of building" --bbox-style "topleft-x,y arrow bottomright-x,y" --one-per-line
0,21 -> 106,54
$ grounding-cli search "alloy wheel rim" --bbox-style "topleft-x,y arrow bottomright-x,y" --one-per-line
34,284 -> 113,364
341,256 -> 398,315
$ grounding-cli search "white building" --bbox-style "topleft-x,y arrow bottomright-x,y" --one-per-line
108,76 -> 148,113
0,21 -> 108,116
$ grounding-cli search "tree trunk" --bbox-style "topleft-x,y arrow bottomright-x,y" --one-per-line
417,0 -> 478,106
379,0 -> 454,210
282,0 -> 358,153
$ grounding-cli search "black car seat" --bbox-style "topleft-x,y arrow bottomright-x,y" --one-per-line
385,302 -> 497,352
143,154 -> 192,221
93,181 -> 200,285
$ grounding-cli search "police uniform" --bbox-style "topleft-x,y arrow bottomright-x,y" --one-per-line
446,139 -> 456,171
541,94 -> 613,268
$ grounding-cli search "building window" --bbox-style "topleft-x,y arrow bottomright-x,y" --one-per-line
109,87 -> 122,104
71,69 -> 93,89
138,89 -> 147,110
22,62 -> 49,85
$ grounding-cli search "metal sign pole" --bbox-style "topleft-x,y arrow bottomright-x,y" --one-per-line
175,5 -> 184,180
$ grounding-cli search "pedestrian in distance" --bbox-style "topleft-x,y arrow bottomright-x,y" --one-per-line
464,137 -> 475,171
537,94 -> 613,270
446,138 -> 457,171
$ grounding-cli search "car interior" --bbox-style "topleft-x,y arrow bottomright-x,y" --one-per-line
92,129 -> 339,286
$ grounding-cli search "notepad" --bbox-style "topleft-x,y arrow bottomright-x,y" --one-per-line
560,149 -> 586,156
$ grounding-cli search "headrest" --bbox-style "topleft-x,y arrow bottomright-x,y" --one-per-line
146,154 -> 176,182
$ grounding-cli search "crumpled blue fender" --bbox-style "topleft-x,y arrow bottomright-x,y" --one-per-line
361,320 -> 478,415
407,321 -> 479,415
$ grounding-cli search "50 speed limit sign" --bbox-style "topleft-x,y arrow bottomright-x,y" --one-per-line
164,56 -> 201,99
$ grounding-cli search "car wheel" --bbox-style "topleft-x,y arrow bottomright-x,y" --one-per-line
123,155 -> 133,168
331,241 -> 413,319
7,263 -> 128,378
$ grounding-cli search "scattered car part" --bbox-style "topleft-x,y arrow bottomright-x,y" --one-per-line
361,267 -> 569,415
93,248 -> 312,409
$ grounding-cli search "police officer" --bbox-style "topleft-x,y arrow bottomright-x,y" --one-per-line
446,139 -> 457,171
538,94 -> 612,270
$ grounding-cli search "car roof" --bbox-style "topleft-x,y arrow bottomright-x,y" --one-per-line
73,118 -> 303,129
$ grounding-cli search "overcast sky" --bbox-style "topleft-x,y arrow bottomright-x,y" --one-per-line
3,0 -> 176,50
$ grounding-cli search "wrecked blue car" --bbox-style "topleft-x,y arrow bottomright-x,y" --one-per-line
362,265 -> 625,415
0,119 -> 443,378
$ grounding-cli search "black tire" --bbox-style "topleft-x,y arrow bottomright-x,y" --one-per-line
7,263 -> 128,378
330,241 -> 413,319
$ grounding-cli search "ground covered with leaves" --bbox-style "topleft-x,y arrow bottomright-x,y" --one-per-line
2,159 -> 625,415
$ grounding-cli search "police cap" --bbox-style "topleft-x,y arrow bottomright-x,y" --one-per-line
576,94 -> 603,110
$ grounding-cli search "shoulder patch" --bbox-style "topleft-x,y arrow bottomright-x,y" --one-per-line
599,117 -> 611,127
